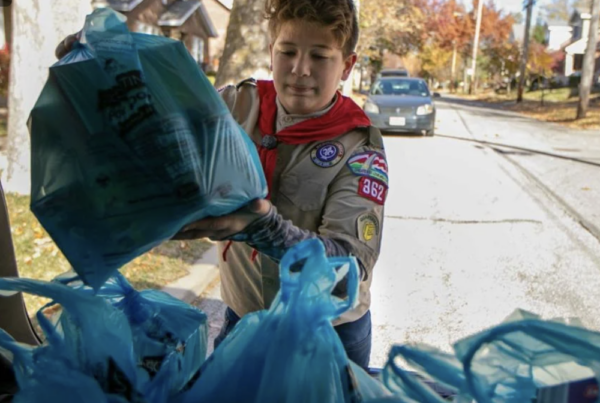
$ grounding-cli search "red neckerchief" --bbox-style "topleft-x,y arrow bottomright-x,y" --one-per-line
256,80 -> 371,196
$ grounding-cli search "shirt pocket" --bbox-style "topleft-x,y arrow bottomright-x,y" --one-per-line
277,172 -> 328,212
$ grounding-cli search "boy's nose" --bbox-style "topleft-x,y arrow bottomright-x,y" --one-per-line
291,55 -> 310,77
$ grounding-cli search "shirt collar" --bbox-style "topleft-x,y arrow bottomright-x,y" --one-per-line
275,94 -> 338,133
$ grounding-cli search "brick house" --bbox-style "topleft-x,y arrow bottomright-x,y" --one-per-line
93,0 -> 219,71
202,0 -> 231,73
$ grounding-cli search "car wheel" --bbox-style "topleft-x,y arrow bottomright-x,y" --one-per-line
425,129 -> 434,137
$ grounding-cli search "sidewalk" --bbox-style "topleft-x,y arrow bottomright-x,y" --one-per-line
161,244 -> 220,304
436,98 -> 600,242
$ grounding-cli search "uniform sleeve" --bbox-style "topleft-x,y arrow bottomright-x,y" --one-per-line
229,208 -> 367,296
231,142 -> 388,283
317,144 -> 387,280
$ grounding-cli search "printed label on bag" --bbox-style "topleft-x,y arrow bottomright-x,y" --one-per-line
98,69 -> 157,136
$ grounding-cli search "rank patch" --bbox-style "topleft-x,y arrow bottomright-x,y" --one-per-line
311,141 -> 345,168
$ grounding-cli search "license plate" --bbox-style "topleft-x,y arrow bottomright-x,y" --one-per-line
389,117 -> 406,126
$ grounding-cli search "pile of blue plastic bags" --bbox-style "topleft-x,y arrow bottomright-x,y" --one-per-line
2,7 -> 600,403
3,237 -> 600,403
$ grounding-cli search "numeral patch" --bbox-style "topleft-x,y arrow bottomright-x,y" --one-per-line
358,177 -> 387,205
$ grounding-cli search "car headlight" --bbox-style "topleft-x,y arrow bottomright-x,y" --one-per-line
416,104 -> 434,115
364,100 -> 380,114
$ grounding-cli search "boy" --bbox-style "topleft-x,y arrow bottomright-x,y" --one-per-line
55,0 -> 387,370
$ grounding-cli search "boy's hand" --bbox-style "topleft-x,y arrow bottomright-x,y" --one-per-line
55,31 -> 81,60
172,199 -> 272,241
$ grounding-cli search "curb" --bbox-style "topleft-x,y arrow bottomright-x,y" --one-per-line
498,153 -> 600,244
161,244 -> 220,304
443,101 -> 600,244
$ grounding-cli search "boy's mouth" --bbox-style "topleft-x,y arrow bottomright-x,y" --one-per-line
288,85 -> 313,94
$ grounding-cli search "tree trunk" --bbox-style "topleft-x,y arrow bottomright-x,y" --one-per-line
2,0 -> 91,194
517,0 -> 534,103
577,0 -> 600,119
214,0 -> 271,88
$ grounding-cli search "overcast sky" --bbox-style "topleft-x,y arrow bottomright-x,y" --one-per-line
484,0 -> 551,22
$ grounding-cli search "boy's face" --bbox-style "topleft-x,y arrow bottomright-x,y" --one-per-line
270,20 -> 357,115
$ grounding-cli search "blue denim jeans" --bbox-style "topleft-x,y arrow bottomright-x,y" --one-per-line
213,307 -> 372,370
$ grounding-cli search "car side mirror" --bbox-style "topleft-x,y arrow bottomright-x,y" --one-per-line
433,92 -> 441,98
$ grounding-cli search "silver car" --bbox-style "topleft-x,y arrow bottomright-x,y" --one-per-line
363,77 -> 439,136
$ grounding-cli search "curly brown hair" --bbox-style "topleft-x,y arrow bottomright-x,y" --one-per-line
264,0 -> 359,57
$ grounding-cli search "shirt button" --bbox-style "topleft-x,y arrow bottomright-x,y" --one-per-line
284,116 -> 292,123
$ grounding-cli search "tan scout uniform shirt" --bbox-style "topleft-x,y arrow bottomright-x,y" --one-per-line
217,80 -> 387,325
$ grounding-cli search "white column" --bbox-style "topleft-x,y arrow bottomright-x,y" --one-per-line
565,52 -> 574,76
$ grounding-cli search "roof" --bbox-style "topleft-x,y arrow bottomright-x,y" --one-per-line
565,34 -> 600,54
158,0 -> 218,37
98,0 -> 145,12
546,18 -> 569,28
216,0 -> 232,10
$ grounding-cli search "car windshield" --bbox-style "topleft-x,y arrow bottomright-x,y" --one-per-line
371,79 -> 430,97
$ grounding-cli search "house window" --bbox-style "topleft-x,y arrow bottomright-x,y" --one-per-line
191,36 -> 205,64
136,22 -> 162,36
574,54 -> 584,71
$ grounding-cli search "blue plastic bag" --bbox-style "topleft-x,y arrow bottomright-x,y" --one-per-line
0,328 -> 116,403
0,278 -> 145,402
455,310 -> 600,402
177,238 -> 390,403
378,310 -> 600,403
378,345 -> 463,403
55,272 -> 208,402
28,7 -> 267,289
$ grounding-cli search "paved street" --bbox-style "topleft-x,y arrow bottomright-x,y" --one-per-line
195,99 -> 600,369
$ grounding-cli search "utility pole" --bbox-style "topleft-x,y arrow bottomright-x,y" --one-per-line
451,41 -> 458,92
576,0 -> 600,119
517,0 -> 534,103
469,0 -> 484,95
451,12 -> 463,93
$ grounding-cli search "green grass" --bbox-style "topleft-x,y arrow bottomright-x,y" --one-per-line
521,87 -> 574,102
5,192 -> 213,316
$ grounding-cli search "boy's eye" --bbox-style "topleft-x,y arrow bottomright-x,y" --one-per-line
280,50 -> 296,56
312,54 -> 328,60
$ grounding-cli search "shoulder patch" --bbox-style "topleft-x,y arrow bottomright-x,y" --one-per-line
236,77 -> 257,89
311,141 -> 345,168
346,150 -> 388,185
357,213 -> 380,245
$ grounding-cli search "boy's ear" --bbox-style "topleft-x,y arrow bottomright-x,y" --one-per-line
341,52 -> 358,81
